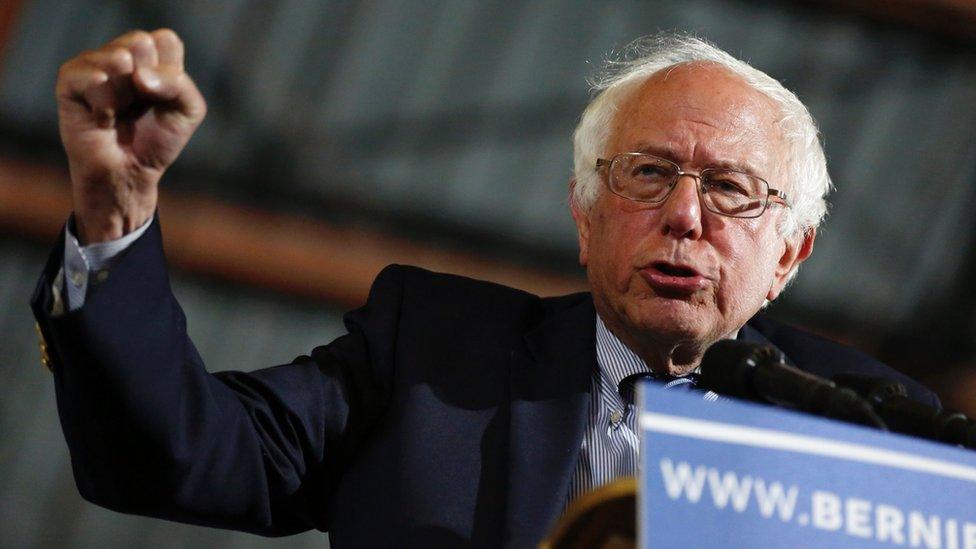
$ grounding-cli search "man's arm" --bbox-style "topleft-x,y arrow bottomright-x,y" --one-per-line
32,29 -> 395,535
32,212 -> 401,534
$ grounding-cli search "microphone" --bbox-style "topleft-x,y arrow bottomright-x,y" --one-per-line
832,373 -> 976,449
699,340 -> 886,429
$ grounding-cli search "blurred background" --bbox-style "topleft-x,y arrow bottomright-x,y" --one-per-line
2,0 -> 975,547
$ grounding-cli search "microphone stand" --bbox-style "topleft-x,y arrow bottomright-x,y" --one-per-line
832,373 -> 976,450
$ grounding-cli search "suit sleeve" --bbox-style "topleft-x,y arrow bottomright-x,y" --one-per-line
30,218 -> 401,536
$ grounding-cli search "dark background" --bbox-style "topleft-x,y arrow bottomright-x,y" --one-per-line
2,0 -> 975,547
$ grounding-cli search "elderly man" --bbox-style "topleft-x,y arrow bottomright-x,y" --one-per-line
32,29 -> 935,547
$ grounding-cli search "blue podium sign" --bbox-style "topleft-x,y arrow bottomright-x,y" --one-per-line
638,384 -> 976,548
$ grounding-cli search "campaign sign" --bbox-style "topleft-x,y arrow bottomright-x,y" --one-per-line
638,384 -> 976,548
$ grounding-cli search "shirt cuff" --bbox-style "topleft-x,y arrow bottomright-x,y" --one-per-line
61,215 -> 154,312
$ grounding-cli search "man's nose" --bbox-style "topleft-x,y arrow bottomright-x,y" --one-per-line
660,175 -> 703,239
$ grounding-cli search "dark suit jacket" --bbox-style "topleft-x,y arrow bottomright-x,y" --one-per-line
31,220 -> 938,547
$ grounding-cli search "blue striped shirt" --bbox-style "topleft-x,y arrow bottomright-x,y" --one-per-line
568,316 -> 720,502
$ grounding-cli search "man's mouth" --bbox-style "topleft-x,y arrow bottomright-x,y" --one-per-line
652,262 -> 699,278
640,261 -> 708,294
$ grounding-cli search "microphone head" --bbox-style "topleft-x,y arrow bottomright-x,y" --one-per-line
699,339 -> 786,400
831,373 -> 908,403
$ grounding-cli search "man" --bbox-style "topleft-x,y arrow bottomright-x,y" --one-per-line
32,29 -> 937,546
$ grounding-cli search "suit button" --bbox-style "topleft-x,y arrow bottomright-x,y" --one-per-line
35,322 -> 53,373
609,409 -> 623,427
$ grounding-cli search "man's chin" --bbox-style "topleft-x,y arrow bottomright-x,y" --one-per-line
626,299 -> 713,342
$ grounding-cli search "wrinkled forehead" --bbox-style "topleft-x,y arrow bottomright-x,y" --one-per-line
607,62 -> 788,181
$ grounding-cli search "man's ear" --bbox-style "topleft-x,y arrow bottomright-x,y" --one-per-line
767,227 -> 816,301
569,178 -> 590,266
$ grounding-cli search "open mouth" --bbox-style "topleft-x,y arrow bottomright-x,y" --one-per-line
652,262 -> 699,278
641,261 -> 707,294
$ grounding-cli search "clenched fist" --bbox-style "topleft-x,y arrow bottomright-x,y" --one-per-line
56,29 -> 206,243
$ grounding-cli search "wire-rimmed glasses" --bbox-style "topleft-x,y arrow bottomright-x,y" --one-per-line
595,153 -> 791,218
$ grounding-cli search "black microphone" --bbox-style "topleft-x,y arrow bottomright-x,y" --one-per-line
832,373 -> 976,449
699,340 -> 886,429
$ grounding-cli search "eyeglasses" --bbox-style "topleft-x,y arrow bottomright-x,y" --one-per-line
595,153 -> 791,218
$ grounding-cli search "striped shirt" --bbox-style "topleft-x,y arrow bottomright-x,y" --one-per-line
568,316 -> 720,502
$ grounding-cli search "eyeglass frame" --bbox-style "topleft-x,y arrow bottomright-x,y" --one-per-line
595,152 -> 791,219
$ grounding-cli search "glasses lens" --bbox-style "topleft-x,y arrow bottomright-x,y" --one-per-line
611,154 -> 677,202
701,170 -> 768,217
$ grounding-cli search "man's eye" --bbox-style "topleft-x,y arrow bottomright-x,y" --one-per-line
632,164 -> 671,179
705,179 -> 749,195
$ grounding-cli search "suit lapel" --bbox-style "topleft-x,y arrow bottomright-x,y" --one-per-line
504,296 -> 595,546
498,309 -> 784,544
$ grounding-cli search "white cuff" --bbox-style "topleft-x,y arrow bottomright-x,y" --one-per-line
61,216 -> 154,312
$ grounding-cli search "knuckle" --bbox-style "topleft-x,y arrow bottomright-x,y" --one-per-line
153,27 -> 181,44
57,58 -> 89,82
107,46 -> 133,66
115,29 -> 153,53
73,49 -> 95,64
131,30 -> 153,46
112,29 -> 143,45
128,29 -> 151,41
57,59 -> 74,77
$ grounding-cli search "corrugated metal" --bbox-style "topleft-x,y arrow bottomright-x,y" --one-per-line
2,0 -> 975,546
3,0 -> 973,327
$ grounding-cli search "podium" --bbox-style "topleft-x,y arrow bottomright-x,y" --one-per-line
544,384 -> 976,548
636,384 -> 976,547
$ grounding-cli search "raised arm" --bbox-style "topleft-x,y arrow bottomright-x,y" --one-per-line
33,30 -> 393,536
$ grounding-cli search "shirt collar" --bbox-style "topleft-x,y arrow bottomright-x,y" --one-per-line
593,314 -> 740,391
594,315 -> 651,395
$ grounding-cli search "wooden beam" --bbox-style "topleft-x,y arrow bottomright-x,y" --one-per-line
0,0 -> 22,69
0,156 -> 587,308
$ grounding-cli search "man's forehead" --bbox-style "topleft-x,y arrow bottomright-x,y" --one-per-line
629,141 -> 766,176
608,63 -> 786,175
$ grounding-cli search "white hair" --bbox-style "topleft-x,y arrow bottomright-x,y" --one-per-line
572,33 -> 832,239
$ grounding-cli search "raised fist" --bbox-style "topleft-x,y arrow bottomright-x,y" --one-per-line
56,29 -> 206,243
